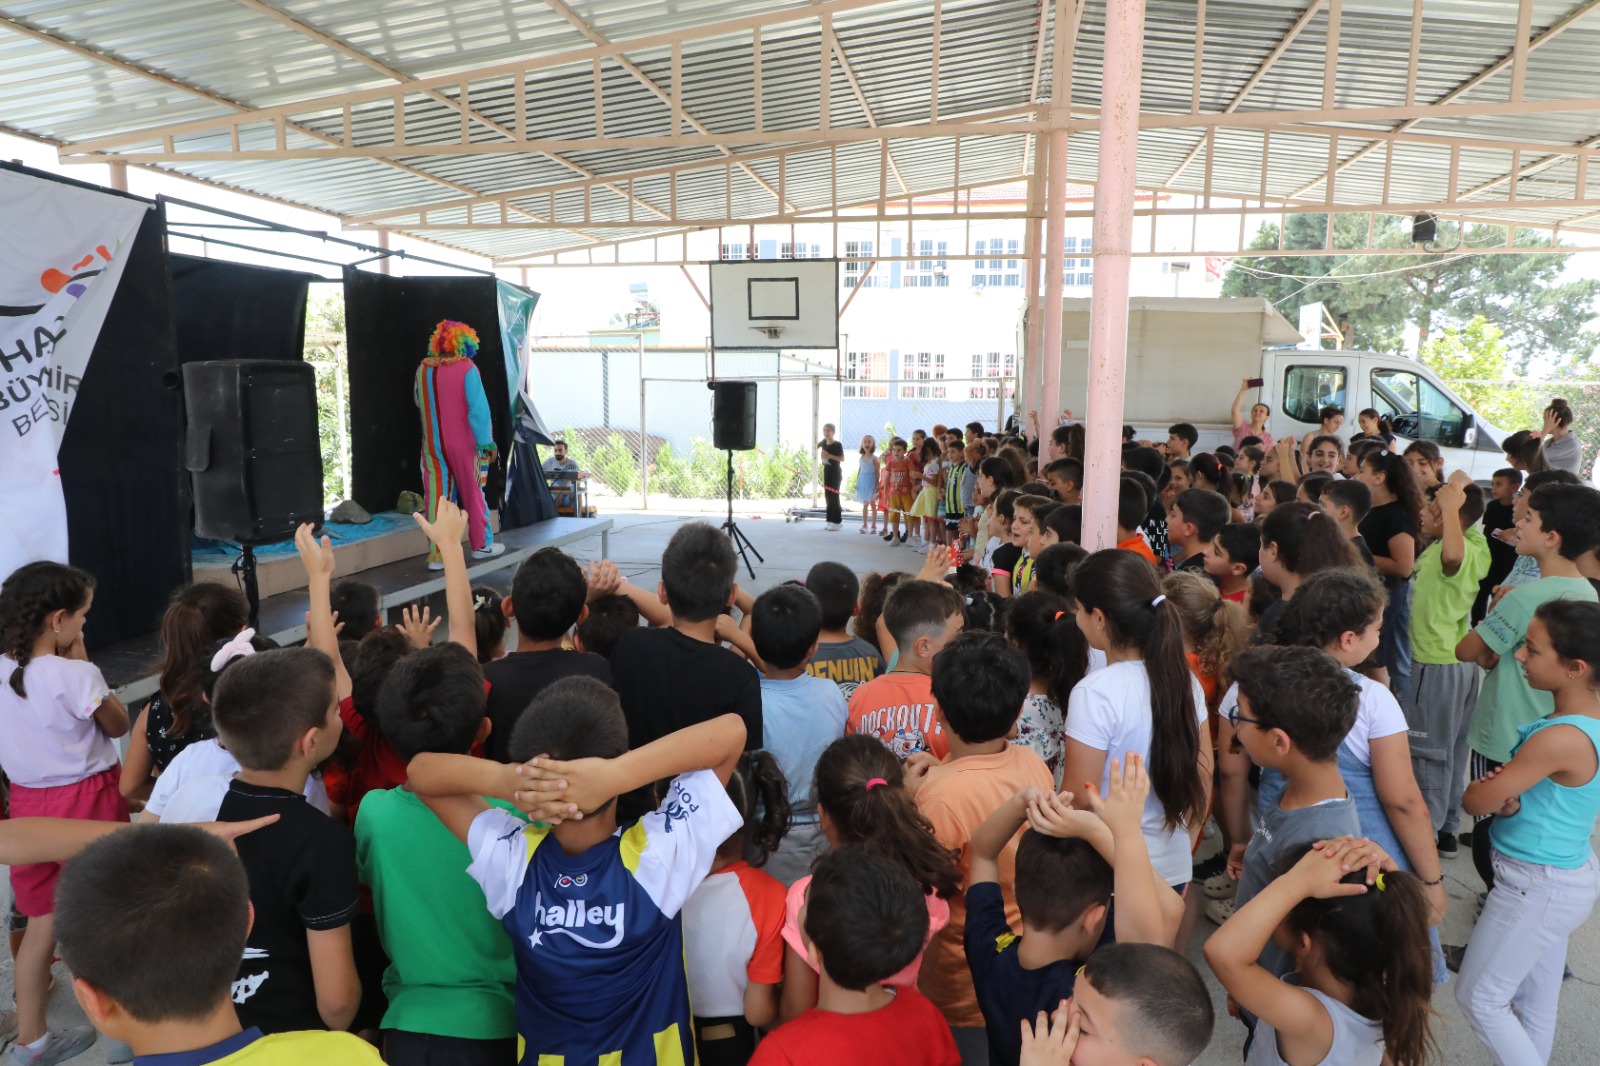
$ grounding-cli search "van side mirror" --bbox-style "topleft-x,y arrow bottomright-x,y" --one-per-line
1463,416 -> 1478,448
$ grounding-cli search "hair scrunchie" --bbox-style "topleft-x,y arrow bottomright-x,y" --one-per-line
210,628 -> 258,673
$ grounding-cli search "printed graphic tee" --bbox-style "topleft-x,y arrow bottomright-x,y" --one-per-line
848,672 -> 950,760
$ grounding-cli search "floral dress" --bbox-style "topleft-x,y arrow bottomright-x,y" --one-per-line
1013,692 -> 1064,788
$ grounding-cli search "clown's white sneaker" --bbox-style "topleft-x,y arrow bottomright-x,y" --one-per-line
472,543 -> 507,560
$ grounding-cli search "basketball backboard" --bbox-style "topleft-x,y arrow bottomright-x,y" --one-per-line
708,259 -> 840,349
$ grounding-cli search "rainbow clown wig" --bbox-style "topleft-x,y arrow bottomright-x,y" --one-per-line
427,319 -> 480,361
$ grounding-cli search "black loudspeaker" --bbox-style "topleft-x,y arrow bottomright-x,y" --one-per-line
183,360 -> 324,544
1412,213 -> 1438,244
711,380 -> 758,451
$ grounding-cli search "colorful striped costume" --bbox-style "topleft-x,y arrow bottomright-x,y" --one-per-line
415,320 -> 496,560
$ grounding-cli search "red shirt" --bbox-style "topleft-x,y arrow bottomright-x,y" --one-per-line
885,454 -> 915,495
337,678 -> 493,822
751,987 -> 960,1066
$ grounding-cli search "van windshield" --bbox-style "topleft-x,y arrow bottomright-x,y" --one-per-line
1371,368 -> 1467,447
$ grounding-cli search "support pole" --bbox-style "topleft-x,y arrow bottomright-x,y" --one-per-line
1039,128 -> 1068,448
107,160 -> 128,192
1083,0 -> 1146,550
811,376 -> 821,510
639,377 -> 649,510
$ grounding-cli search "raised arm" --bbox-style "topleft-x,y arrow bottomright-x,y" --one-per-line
413,499 -> 477,658
296,523 -> 352,701
409,753 -> 534,844
1436,474 -> 1471,575
1232,379 -> 1252,431
1082,755 -> 1184,945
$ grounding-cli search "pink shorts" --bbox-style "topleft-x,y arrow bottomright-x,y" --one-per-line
8,766 -> 128,917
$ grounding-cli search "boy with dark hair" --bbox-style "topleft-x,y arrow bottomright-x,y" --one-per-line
803,561 -> 883,699
847,580 -> 963,759
945,438 -> 974,548
1406,474 -> 1491,856
611,522 -> 762,750
1165,423 -> 1198,459
361,642 -> 520,1065
483,547 -> 611,761
1316,477 -> 1376,569
330,579 -> 382,638
965,758 -> 1184,1065
753,585 -> 848,885
1042,458 -> 1083,506
1458,482 -> 1600,883
55,824 -> 382,1066
1114,477 -> 1158,566
408,681 -> 747,1066
1226,645 -> 1360,976
909,632 -> 1053,1056
573,593 -> 640,660
1030,943 -> 1213,1066
1475,466 -> 1523,623
751,847 -> 959,1065
1204,523 -> 1260,604
1167,488 -> 1230,572
1032,541 -> 1088,600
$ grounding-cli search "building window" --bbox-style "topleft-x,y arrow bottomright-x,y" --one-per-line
719,243 -> 747,260
844,350 -> 889,398
969,352 -> 1016,399
781,242 -> 820,259
907,239 -> 948,288
843,240 -> 874,289
901,351 -> 947,399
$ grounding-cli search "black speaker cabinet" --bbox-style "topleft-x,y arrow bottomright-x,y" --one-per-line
183,360 -> 323,545
711,380 -> 758,451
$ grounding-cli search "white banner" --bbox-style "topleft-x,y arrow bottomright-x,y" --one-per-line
0,170 -> 150,582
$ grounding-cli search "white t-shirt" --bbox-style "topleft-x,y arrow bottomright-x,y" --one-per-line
1064,659 -> 1208,886
0,655 -> 118,788
1345,671 -> 1408,768
144,738 -> 328,820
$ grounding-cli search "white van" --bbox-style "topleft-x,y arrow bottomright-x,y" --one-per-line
1041,298 -> 1506,479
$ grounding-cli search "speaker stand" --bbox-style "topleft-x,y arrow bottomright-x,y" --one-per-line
721,449 -> 762,580
232,545 -> 262,630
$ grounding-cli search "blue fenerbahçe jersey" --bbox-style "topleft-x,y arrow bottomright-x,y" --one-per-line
467,769 -> 742,1066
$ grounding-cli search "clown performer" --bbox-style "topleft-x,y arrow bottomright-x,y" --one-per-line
416,319 -> 505,569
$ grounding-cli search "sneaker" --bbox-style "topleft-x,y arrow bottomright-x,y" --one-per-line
1201,871 -> 1238,900
5,1026 -> 97,1066
426,559 -> 445,572
472,542 -> 507,560
1191,852 -> 1227,882
0,1011 -> 15,1051
1203,897 -> 1236,925
102,1040 -> 132,1065
825,523 -> 841,531
882,533 -> 895,542
1458,829 -> 1474,847
1437,830 -> 1459,858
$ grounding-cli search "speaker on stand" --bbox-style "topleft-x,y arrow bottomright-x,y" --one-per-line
707,380 -> 763,578
183,359 -> 324,626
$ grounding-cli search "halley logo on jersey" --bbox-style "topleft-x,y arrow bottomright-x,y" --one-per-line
555,873 -> 589,889
530,891 -> 625,949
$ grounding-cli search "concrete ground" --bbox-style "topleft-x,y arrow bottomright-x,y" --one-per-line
4,505 -> 1597,1064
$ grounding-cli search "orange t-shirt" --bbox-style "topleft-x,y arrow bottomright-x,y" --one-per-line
914,744 -> 1055,1027
1116,533 -> 1160,566
847,672 -> 950,761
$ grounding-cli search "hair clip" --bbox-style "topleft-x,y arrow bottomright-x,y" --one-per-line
865,777 -> 889,791
1055,610 -> 1066,620
472,592 -> 495,611
1307,510 -> 1321,520
210,628 -> 258,673
1374,872 -> 1387,892
1149,594 -> 1167,608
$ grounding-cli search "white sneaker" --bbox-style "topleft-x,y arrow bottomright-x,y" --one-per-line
1201,871 -> 1238,900
825,523 -> 841,531
426,560 -> 445,571
1203,896 -> 1236,925
5,1026 -> 97,1066
472,542 -> 507,560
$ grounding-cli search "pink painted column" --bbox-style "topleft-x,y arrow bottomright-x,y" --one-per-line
1021,208 -> 1043,430
1039,127 -> 1069,444
1082,0 -> 1147,550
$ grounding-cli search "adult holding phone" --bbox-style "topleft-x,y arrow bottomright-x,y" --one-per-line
1231,376 -> 1275,449
817,423 -> 845,530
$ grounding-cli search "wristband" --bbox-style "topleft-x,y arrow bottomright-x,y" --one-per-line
1420,874 -> 1444,886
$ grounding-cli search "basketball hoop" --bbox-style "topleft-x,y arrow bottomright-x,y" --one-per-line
750,325 -> 786,340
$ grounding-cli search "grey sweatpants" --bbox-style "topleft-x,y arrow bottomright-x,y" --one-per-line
1403,659 -> 1481,835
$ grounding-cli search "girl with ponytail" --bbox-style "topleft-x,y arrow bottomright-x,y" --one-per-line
1065,550 -> 1212,890
1206,837 -> 1436,1066
778,734 -> 961,1023
1005,590 -> 1091,787
1358,448 -> 1423,697
121,582 -> 248,807
1257,502 -> 1359,640
682,751 -> 793,1059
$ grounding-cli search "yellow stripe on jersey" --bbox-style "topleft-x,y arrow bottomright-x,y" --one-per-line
995,932 -> 1017,954
654,1022 -> 686,1066
619,819 -> 650,875
536,1055 -> 562,1066
523,823 -> 551,864
600,1053 -> 622,1066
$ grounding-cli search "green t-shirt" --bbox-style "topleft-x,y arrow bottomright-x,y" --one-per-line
1410,526 -> 1492,665
355,787 -> 523,1039
1468,576 -> 1599,762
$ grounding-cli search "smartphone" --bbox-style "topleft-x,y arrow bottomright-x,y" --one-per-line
1247,377 -> 1265,388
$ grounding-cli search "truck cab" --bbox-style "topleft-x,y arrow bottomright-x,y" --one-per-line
1268,350 -> 1506,480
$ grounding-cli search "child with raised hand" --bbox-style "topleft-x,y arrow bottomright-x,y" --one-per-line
1456,599 -> 1600,1063
1205,837 -> 1435,1066
1005,591 -> 1090,788
0,561 -> 130,1064
967,756 -> 1185,1066
120,582 -> 247,809
778,735 -> 961,1024
754,848 -> 961,1066
408,680 -> 747,1066
682,752 -> 792,1065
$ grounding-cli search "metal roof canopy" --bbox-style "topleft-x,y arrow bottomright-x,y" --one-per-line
7,0 -> 1600,265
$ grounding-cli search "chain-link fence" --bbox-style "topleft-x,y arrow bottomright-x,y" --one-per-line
529,345 -> 1015,512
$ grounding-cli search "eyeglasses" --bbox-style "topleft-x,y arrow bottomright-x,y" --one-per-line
1226,703 -> 1265,729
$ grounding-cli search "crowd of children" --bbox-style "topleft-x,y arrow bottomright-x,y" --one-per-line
0,398 -> 1596,1066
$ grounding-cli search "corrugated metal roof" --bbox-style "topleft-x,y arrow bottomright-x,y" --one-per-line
4,0 -> 1600,262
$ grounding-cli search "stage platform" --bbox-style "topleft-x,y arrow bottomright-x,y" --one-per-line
96,515 -> 612,704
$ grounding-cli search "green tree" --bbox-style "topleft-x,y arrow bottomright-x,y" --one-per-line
304,291 -> 350,504
1222,216 -> 1600,370
1418,316 -> 1542,431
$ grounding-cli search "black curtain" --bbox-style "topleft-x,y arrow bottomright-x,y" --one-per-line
343,269 -> 511,514
61,208 -> 188,650
168,255 -> 311,364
